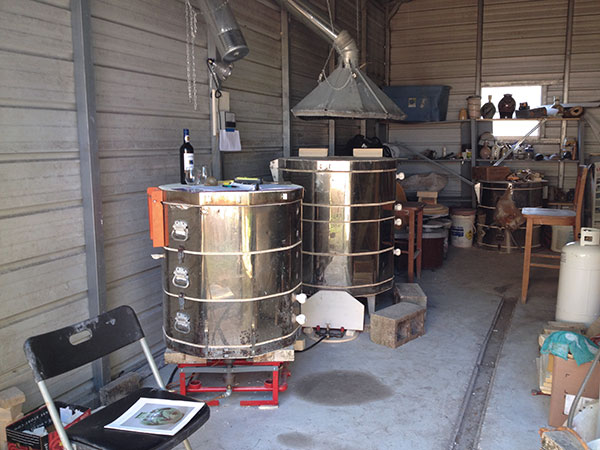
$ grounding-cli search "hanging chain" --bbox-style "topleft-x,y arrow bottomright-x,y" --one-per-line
320,0 -> 336,80
185,0 -> 198,110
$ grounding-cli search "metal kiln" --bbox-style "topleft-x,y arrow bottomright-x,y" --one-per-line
278,157 -> 397,297
147,183 -> 304,359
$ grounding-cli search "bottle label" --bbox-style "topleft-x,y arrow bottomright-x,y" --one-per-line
184,153 -> 194,171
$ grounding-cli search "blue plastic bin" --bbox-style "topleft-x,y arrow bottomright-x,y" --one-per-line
383,85 -> 451,122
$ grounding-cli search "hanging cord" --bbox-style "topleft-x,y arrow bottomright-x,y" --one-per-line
317,0 -> 353,90
185,0 -> 198,110
318,0 -> 338,80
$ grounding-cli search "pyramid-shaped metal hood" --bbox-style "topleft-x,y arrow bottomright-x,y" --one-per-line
292,65 -> 406,121
278,0 -> 406,121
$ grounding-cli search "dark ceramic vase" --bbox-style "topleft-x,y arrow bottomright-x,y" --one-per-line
480,95 -> 496,119
498,94 -> 516,119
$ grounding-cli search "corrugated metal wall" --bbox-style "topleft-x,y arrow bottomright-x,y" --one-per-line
572,0 -> 600,158
289,0 -> 330,153
0,0 -> 289,408
388,0 -> 477,160
90,0 -> 212,376
222,0 -> 284,178
389,0 -> 600,192
0,0 -> 93,408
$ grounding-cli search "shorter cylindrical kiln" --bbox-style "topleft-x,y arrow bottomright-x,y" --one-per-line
478,180 -> 545,251
278,157 -> 397,297
148,183 -> 304,359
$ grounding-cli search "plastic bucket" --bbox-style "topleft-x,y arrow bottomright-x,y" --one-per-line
551,225 -> 574,252
451,209 -> 476,248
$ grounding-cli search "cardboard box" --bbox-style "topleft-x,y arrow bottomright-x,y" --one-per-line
6,402 -> 90,450
472,166 -> 510,181
548,356 -> 600,427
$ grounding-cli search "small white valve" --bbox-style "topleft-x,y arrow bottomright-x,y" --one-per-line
394,203 -> 403,211
393,248 -> 402,256
396,172 -> 405,181
294,293 -> 307,304
394,218 -> 402,227
295,314 -> 306,325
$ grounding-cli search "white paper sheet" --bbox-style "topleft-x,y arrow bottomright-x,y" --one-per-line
219,130 -> 241,152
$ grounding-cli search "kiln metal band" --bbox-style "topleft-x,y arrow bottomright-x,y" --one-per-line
303,216 -> 393,224
162,199 -> 302,208
164,282 -> 302,303
303,276 -> 394,290
164,325 -> 301,349
164,240 -> 302,256
302,246 -> 394,257
303,200 -> 396,207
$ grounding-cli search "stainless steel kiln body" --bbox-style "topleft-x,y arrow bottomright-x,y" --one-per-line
278,157 -> 396,297
159,183 -> 303,358
478,180 -> 546,251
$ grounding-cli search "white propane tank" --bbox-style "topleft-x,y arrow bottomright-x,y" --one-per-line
556,228 -> 600,326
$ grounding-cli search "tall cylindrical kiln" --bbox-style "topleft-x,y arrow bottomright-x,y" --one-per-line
153,183 -> 303,359
477,180 -> 546,251
278,157 -> 396,297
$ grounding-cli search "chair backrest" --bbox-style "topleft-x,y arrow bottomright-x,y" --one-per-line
573,164 -> 590,215
24,306 -> 144,382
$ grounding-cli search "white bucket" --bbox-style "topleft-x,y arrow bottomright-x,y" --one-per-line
450,210 -> 476,248
551,225 -> 574,252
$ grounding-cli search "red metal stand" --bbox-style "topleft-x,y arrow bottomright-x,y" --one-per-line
178,361 -> 290,407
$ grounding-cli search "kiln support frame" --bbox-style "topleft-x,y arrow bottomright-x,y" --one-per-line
177,361 -> 290,407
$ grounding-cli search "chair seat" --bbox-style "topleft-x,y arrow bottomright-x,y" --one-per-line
67,387 -> 209,450
522,207 -> 576,217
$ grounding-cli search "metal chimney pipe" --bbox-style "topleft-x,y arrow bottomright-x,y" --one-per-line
277,0 -> 359,67
197,0 -> 249,63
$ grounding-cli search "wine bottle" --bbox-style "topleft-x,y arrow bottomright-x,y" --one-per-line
179,129 -> 194,184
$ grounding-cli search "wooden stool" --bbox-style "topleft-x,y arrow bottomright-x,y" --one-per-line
395,202 -> 424,282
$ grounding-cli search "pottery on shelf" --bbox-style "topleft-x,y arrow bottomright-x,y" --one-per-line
480,95 -> 496,119
498,94 -> 516,119
480,142 -> 492,159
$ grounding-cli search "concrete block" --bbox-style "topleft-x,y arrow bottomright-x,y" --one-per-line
99,372 -> 142,406
0,387 -> 25,450
370,302 -> 426,349
394,283 -> 427,308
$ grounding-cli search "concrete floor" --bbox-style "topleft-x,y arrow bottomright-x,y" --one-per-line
172,247 -> 558,449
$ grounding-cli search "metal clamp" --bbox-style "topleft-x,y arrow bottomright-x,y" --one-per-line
174,311 -> 191,334
172,267 -> 190,288
394,203 -> 403,211
394,218 -> 403,227
393,248 -> 402,256
171,220 -> 189,241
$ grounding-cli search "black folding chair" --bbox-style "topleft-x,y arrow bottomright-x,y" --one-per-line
23,305 -> 209,450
